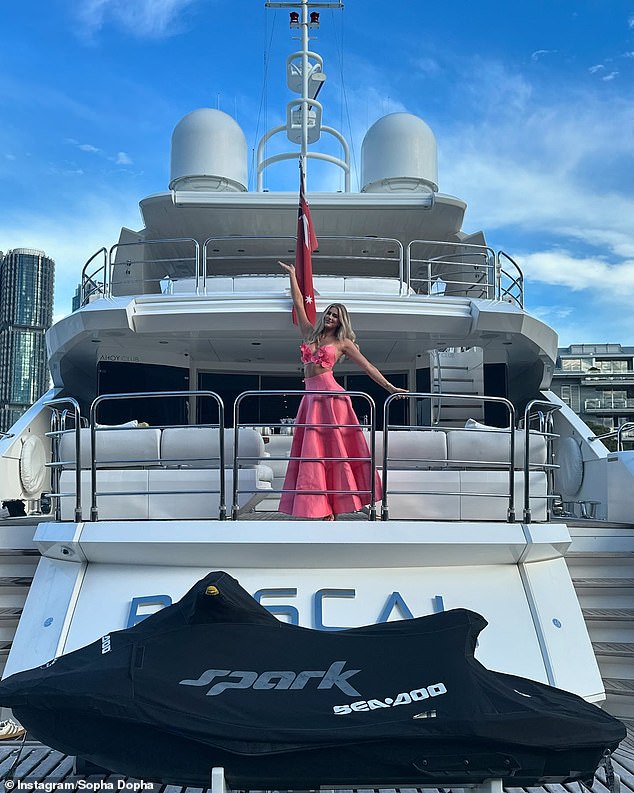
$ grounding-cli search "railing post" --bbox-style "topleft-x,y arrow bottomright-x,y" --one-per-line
89,402 -> 99,522
45,397 -> 83,523
522,399 -> 561,523
507,404 -> 516,522
368,401 -> 377,521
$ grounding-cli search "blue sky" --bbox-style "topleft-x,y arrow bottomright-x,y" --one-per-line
1,0 -> 633,345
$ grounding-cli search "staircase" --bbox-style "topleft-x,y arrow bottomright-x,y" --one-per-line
565,523 -> 634,725
0,521 -> 41,708
430,347 -> 485,427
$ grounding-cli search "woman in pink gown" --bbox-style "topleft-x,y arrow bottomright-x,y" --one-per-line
278,261 -> 407,520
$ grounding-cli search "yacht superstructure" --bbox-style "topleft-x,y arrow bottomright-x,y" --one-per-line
0,0 -> 632,759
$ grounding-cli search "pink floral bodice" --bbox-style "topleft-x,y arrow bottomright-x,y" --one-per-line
300,342 -> 337,369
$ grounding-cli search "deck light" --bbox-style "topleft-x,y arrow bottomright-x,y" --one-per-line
310,12 -> 320,24
289,11 -> 299,25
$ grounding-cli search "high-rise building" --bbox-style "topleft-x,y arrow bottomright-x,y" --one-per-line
0,248 -> 55,432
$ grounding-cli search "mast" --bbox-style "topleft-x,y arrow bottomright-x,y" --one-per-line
259,1 -> 349,191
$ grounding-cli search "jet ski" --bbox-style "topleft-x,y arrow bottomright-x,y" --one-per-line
0,571 -> 625,788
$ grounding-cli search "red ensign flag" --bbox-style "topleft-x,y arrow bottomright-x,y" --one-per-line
293,160 -> 318,325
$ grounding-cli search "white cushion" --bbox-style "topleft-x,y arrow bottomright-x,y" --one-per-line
343,277 -> 402,295
459,471 -> 547,521
58,465 -> 273,521
446,429 -> 547,467
58,428 -> 161,469
261,435 -> 292,478
160,427 -> 265,468
59,470 -> 150,520
373,430 -> 447,469
148,467 -> 272,519
380,470 -> 460,520
233,276 -> 285,293
313,276 -> 345,292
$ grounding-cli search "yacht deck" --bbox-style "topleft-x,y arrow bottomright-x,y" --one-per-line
1,728 -> 632,793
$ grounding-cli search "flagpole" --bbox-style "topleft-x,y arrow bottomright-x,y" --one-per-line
300,0 -> 309,177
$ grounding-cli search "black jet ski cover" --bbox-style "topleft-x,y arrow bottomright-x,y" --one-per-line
0,571 -> 625,788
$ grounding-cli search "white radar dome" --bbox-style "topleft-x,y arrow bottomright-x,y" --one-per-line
361,112 -> 438,193
170,108 -> 247,192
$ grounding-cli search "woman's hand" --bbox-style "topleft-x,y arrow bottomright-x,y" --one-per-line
279,261 -> 295,276
389,386 -> 409,396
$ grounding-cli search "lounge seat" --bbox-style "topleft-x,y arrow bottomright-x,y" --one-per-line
57,426 -> 273,521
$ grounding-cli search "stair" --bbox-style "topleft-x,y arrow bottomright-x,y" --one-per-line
0,537 -> 41,692
566,530 -> 634,722
430,347 -> 485,428
592,641 -> 634,658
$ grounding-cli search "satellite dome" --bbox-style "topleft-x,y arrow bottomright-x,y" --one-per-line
170,108 -> 247,192
361,113 -> 438,193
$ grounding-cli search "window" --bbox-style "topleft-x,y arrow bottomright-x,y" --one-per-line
560,384 -> 580,412
197,371 -> 408,429
594,359 -> 628,374
561,358 -> 588,372
600,390 -> 627,408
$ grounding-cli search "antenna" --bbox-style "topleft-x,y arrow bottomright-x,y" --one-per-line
258,1 -> 349,191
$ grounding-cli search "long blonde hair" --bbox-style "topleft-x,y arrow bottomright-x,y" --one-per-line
306,303 -> 356,345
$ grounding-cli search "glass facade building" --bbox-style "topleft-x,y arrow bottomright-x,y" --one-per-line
0,248 -> 55,432
550,343 -> 634,443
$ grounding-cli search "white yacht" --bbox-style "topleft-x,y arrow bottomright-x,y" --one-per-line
0,0 -> 632,758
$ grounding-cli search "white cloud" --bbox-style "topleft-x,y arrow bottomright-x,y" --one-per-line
66,139 -> 134,168
412,56 -> 441,75
589,64 -> 605,74
112,151 -> 133,165
531,50 -> 557,62
76,0 -> 200,40
519,250 -> 634,294
602,71 -> 619,81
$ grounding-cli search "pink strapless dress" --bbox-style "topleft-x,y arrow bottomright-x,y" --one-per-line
278,361 -> 382,518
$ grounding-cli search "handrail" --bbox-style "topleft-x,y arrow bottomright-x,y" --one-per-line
80,247 -> 108,306
88,391 -> 224,521
202,235 -> 405,295
41,387 -> 561,524
589,421 -> 634,451
233,389 -> 377,521
382,393 -> 517,522
522,400 -> 561,523
82,233 -> 527,307
497,251 -> 524,308
430,350 -> 442,425
108,237 -> 199,298
202,235 -> 294,294
407,239 -> 496,297
45,397 -> 82,522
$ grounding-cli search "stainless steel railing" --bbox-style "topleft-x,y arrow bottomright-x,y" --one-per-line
589,421 -> 634,451
47,391 -> 224,521
45,397 -> 83,522
522,400 -> 561,522
80,234 -> 524,306
233,389 -> 378,520
43,387 -> 557,524
382,393 -> 518,522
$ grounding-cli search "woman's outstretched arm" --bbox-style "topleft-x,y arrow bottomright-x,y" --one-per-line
279,261 -> 314,337
341,339 -> 408,395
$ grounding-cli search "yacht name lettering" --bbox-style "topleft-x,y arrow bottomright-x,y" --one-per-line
333,682 -> 447,715
179,661 -> 361,696
98,354 -> 140,362
127,590 -> 445,629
